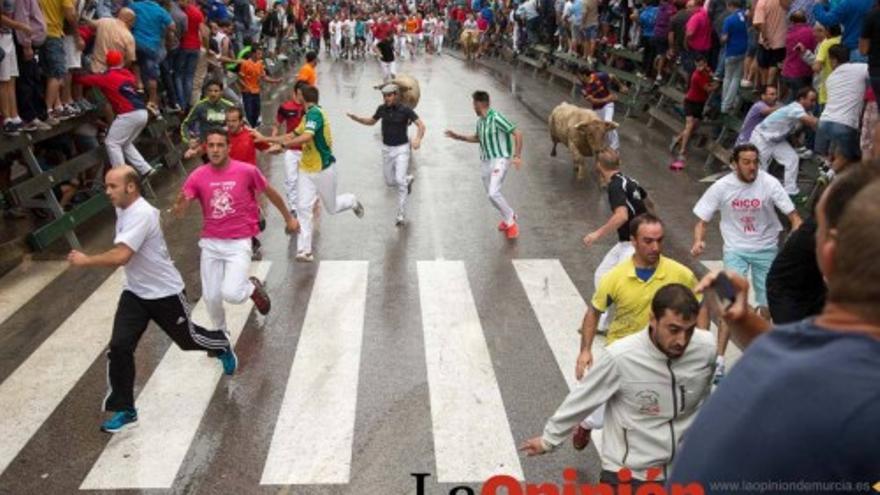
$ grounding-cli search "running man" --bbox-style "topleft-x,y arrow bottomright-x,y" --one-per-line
445,90 -> 524,239
172,130 -> 299,332
67,165 -> 236,434
274,81 -> 309,217
253,84 -> 364,262
347,83 -> 426,225
375,34 -> 397,81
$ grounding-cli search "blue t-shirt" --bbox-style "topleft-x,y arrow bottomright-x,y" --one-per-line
668,319 -> 880,492
639,6 -> 659,38
481,6 -> 495,25
569,0 -> 585,24
130,0 -> 173,52
722,9 -> 747,57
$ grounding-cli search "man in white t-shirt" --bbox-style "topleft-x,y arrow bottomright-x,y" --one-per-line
749,86 -> 818,200
816,45 -> 870,168
433,16 -> 447,55
330,15 -> 343,59
67,166 -> 236,434
691,143 -> 802,310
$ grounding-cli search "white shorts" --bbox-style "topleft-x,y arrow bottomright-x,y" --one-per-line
63,35 -> 83,69
0,33 -> 18,82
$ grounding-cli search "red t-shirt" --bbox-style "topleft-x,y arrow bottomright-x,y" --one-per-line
276,99 -> 305,150
685,68 -> 712,103
228,128 -> 269,166
256,0 -> 267,11
181,5 -> 204,50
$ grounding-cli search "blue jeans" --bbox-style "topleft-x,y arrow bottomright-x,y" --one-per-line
721,55 -> 744,113
815,120 -> 861,161
242,92 -> 261,127
723,248 -> 778,307
173,48 -> 200,110
850,49 -> 867,64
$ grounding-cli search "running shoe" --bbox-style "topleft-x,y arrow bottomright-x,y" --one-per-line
2,121 -> 22,136
669,157 -> 686,171
101,409 -> 138,433
572,424 -> 591,451
217,346 -> 238,375
44,115 -> 61,127
498,213 -> 517,231
295,251 -> 314,262
506,223 -> 520,239
395,211 -> 405,226
352,201 -> 365,218
249,276 -> 271,315
406,174 -> 415,195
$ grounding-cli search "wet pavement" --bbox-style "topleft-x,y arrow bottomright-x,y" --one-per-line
0,50 -> 727,495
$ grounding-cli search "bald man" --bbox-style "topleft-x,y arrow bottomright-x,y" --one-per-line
89,8 -> 137,74
68,166 -> 237,434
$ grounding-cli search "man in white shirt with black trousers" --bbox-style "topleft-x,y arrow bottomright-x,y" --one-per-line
68,165 -> 237,435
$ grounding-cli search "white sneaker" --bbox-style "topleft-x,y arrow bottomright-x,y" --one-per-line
395,211 -> 405,226
295,251 -> 314,262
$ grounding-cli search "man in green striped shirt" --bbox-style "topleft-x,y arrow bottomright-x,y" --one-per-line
445,91 -> 524,239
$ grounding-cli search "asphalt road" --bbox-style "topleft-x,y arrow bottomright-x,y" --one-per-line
0,49 -> 729,495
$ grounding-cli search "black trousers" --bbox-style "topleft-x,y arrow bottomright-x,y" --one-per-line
14,42 -> 48,123
104,290 -> 230,412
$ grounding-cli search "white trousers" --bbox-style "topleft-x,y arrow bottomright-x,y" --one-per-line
296,164 -> 357,254
594,103 -> 620,150
481,158 -> 515,224
282,149 -> 301,211
199,238 -> 253,332
383,143 -> 410,213
380,60 -> 396,81
433,35 -> 444,53
106,110 -> 152,175
751,133 -> 800,195
594,241 -> 635,331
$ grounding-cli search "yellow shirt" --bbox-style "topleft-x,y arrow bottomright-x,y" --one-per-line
591,256 -> 700,344
39,0 -> 75,38
815,36 -> 841,105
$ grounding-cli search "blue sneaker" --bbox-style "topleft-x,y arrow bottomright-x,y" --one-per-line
218,346 -> 237,375
101,409 -> 138,433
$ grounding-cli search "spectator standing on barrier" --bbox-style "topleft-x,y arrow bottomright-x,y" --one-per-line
670,54 -> 717,171
521,284 -> 717,488
0,0 -> 31,135
813,0 -> 873,62
749,86 -> 818,200
814,22 -> 842,109
87,7 -> 136,74
237,45 -> 281,127
39,0 -> 83,122
719,0 -> 748,114
669,165 -> 880,490
172,129 -> 299,332
684,0 -> 712,72
736,84 -> 779,144
75,50 -> 157,177
68,165 -> 237,434
815,44 -> 870,168
753,0 -> 788,86
445,90 -> 524,240
13,0 -> 51,130
174,0 -> 205,113
691,143 -> 802,316
668,0 -> 695,70
781,10 -> 816,101
129,0 -> 175,109
651,0 -> 677,82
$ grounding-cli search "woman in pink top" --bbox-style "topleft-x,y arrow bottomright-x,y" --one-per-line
782,10 -> 817,102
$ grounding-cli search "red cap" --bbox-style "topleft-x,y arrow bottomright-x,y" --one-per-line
106,50 -> 123,68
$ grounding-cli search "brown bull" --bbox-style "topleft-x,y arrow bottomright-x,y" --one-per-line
459,29 -> 479,61
548,102 -> 619,179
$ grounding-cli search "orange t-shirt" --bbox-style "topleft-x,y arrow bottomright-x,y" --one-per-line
239,59 -> 264,94
297,63 -> 317,86
406,18 -> 418,33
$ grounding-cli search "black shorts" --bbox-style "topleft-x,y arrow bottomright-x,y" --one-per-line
684,99 -> 705,118
652,36 -> 669,55
757,46 -> 785,68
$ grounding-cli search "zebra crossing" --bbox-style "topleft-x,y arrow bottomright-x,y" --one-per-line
0,257 -> 738,491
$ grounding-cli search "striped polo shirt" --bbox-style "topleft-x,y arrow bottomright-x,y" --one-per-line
476,108 -> 517,161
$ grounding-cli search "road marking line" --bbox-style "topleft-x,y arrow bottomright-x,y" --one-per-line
0,269 -> 124,476
260,261 -> 368,485
80,262 -> 271,490
512,259 -> 606,451
0,261 -> 68,326
417,260 -> 524,483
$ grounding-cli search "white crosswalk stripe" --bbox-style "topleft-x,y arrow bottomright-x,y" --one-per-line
0,257 -> 741,489
417,260 -> 524,483
80,262 -> 272,490
260,261 -> 369,485
0,269 -> 124,477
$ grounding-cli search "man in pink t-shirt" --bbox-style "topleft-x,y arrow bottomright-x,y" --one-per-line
781,11 -> 816,102
685,1 -> 712,62
173,130 -> 299,333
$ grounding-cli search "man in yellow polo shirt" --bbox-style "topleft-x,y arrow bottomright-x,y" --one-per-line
571,213 -> 709,450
